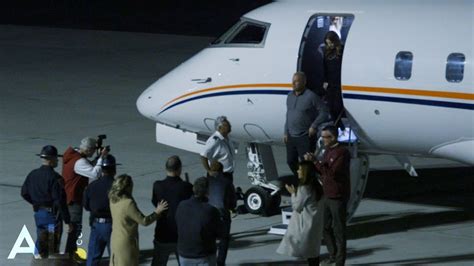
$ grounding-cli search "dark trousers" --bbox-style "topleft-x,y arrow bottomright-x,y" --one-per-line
207,172 -> 233,184
222,172 -> 233,184
152,241 -> 179,266
323,197 -> 347,266
34,209 -> 61,258
65,203 -> 83,256
217,213 -> 231,266
286,135 -> 316,176
308,257 -> 320,266
86,222 -> 111,266
327,85 -> 345,130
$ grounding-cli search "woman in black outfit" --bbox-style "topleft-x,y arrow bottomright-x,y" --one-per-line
323,31 -> 345,130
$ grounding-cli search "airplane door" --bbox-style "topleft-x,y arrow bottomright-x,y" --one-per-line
297,14 -> 354,96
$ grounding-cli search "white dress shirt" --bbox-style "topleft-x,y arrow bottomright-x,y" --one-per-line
200,131 -> 235,173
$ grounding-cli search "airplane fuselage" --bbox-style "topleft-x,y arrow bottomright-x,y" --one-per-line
137,0 -> 473,165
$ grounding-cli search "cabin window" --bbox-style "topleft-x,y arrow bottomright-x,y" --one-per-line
446,53 -> 465,83
209,18 -> 270,47
394,51 -> 413,80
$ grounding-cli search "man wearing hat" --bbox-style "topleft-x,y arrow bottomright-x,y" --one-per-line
83,154 -> 118,266
62,137 -> 108,258
21,145 -> 72,258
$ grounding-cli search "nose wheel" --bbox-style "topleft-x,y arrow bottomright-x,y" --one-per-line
244,143 -> 282,216
244,186 -> 281,216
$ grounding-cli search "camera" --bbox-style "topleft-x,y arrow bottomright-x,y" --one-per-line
91,134 -> 110,165
97,134 -> 110,154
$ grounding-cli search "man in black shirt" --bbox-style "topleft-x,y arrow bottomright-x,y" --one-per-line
207,161 -> 237,266
151,156 -> 193,266
176,177 -> 224,265
83,154 -> 118,266
21,145 -> 72,258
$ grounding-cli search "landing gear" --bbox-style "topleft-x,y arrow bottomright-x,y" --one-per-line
244,186 -> 281,215
243,143 -> 281,216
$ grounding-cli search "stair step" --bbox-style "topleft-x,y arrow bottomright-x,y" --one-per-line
268,224 -> 288,235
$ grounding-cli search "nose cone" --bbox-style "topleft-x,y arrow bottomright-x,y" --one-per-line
136,86 -> 156,120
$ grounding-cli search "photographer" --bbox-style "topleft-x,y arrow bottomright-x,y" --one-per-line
62,136 -> 108,259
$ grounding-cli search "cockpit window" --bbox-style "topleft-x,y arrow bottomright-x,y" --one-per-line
226,23 -> 266,44
210,18 -> 270,47
210,21 -> 241,45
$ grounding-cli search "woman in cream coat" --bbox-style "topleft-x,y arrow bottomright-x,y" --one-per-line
109,174 -> 168,266
277,161 -> 324,266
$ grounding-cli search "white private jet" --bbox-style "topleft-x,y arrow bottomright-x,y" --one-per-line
136,0 -> 473,217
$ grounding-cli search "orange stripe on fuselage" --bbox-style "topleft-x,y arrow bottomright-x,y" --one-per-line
342,85 -> 474,101
161,83 -> 292,108
161,83 -> 473,110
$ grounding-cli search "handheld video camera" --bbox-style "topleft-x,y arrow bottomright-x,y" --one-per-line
96,134 -> 110,155
91,134 -> 110,165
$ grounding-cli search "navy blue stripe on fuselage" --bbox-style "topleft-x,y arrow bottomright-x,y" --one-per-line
343,93 -> 474,110
158,90 -> 291,114
158,90 -> 474,115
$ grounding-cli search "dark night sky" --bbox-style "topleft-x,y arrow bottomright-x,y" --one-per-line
2,0 -> 272,36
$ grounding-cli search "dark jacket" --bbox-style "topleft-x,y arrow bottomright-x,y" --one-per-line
176,197 -> 224,258
207,173 -> 237,217
323,53 -> 342,87
152,176 -> 193,243
315,144 -> 351,200
21,165 -> 71,223
83,174 -> 114,219
323,48 -> 344,120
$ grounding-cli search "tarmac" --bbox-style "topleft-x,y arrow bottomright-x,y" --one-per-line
1,25 -> 473,265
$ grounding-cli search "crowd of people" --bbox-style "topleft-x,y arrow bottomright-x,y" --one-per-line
21,115 -> 238,266
21,31 -> 350,266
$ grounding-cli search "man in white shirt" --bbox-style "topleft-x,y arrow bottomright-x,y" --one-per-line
200,116 -> 235,183
62,137 -> 108,258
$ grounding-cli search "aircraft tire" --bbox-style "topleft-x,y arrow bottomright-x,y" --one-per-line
269,193 -> 281,211
244,186 -> 270,215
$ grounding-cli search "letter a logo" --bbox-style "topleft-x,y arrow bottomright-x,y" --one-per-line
8,225 -> 35,259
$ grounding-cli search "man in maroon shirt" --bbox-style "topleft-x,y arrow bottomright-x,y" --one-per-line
305,125 -> 350,266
